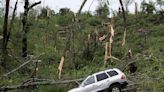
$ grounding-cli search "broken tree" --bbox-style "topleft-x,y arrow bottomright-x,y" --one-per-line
119,0 -> 127,46
57,0 -> 88,79
104,24 -> 121,66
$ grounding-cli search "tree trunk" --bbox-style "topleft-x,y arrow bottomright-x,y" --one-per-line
2,0 -> 10,55
119,0 -> 127,46
77,0 -> 87,16
22,0 -> 29,57
135,2 -> 138,15
9,0 -> 18,33
1,0 -> 10,68
22,0 -> 41,57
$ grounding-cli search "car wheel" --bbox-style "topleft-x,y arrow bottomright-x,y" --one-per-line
108,84 -> 121,92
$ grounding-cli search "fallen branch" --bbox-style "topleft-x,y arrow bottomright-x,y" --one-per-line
0,53 -> 44,79
0,78 -> 84,91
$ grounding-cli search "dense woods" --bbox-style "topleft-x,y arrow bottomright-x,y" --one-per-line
0,0 -> 164,92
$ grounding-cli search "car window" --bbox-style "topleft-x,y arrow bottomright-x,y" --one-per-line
96,73 -> 108,81
107,70 -> 118,77
83,76 -> 95,86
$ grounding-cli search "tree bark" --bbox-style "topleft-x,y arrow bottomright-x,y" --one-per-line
1,0 -> 10,68
2,0 -> 10,54
22,0 -> 41,57
5,0 -> 18,52
22,0 -> 29,57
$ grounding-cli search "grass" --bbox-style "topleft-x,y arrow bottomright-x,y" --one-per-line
0,13 -> 163,92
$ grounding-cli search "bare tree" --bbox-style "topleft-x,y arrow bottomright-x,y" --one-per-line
2,0 -> 10,55
22,0 -> 41,57
119,0 -> 127,46
3,0 -> 19,54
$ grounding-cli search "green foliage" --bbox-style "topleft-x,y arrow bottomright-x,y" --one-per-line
96,2 -> 109,19
0,1 -> 164,91
141,1 -> 155,14
157,0 -> 164,7
55,8 -> 75,26
39,7 -> 48,18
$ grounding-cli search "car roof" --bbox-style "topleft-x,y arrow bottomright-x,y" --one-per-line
91,68 -> 120,76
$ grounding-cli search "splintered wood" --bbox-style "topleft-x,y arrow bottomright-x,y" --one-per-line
57,56 -> 65,79
104,24 -> 114,65
104,42 -> 109,65
122,30 -> 126,46
99,35 -> 107,41
104,24 -> 121,66
109,24 -> 114,57
47,8 -> 51,17
88,33 -> 90,41
128,49 -> 132,59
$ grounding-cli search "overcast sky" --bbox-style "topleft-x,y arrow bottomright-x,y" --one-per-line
3,0 -> 157,16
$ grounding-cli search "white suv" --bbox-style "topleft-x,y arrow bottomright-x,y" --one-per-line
68,68 -> 128,92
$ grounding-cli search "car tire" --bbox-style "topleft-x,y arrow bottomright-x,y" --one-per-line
108,84 -> 121,92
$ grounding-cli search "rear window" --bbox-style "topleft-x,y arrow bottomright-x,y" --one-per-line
96,73 -> 108,81
107,70 -> 118,77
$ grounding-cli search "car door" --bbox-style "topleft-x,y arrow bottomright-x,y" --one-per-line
94,72 -> 110,91
106,70 -> 119,83
81,75 -> 97,92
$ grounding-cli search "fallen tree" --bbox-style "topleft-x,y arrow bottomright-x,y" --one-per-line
0,78 -> 84,91
0,77 -> 145,91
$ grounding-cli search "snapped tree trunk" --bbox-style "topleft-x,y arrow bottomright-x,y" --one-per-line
119,0 -> 127,46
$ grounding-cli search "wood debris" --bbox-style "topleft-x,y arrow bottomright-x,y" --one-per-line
57,56 -> 65,79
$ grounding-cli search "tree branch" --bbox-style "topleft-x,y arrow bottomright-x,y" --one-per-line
0,78 -> 84,91
28,1 -> 41,10
77,0 -> 87,16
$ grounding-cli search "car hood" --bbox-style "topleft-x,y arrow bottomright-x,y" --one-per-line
68,87 -> 81,92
